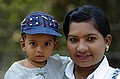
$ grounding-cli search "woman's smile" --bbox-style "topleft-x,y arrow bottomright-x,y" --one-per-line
76,54 -> 92,61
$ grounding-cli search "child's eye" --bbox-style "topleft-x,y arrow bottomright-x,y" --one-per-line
29,42 -> 37,46
87,37 -> 96,41
44,42 -> 51,46
68,38 -> 78,43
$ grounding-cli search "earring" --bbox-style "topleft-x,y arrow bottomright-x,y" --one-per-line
105,44 -> 109,51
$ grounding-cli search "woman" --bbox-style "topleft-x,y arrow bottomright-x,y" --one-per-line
63,5 -> 120,79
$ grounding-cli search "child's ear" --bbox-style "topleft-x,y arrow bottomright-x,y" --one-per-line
20,39 -> 26,51
53,41 -> 58,51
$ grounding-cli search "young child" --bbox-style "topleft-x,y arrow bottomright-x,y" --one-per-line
4,12 -> 70,79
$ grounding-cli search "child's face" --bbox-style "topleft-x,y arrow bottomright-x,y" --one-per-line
20,34 -> 57,66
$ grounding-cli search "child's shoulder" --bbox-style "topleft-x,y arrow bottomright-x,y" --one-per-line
17,59 -> 26,66
4,61 -> 23,78
6,59 -> 26,72
51,54 -> 70,61
50,54 -> 71,65
46,54 -> 71,75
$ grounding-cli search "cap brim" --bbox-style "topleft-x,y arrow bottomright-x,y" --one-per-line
23,26 -> 62,36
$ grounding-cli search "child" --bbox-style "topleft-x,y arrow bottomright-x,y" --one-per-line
4,12 -> 70,79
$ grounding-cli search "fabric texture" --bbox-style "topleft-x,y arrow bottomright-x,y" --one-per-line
21,12 -> 62,36
4,54 -> 70,79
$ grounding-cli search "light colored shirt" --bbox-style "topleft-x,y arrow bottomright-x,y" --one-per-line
4,54 -> 70,79
64,56 -> 120,79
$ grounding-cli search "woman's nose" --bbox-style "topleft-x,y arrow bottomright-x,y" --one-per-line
76,41 -> 88,53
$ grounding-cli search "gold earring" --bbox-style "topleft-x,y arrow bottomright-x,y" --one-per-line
105,44 -> 109,51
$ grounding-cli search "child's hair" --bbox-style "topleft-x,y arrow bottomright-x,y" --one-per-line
20,12 -> 62,39
21,33 -> 26,40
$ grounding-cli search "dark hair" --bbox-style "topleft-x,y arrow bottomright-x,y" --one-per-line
63,5 -> 110,38
21,33 -> 26,40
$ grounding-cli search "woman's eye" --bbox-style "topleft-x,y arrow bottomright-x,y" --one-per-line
69,38 -> 78,43
29,42 -> 36,46
87,37 -> 96,41
44,42 -> 51,46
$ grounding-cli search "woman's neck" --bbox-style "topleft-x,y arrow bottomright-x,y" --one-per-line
74,58 -> 103,78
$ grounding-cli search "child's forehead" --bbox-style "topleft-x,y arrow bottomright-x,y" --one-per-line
25,34 -> 55,41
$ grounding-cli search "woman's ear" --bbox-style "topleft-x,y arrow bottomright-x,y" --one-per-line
105,34 -> 112,51
20,39 -> 26,51
105,34 -> 112,46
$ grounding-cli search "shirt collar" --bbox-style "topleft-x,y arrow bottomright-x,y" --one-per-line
91,55 -> 110,79
65,56 -> 110,79
65,60 -> 75,79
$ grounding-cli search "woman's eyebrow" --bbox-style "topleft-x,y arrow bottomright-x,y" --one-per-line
68,33 -> 98,37
68,35 -> 78,38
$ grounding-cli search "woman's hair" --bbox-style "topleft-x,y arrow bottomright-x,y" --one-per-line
63,5 -> 110,38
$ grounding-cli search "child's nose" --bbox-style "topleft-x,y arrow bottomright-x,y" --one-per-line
36,46 -> 43,53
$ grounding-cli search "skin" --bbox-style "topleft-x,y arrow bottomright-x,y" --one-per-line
19,34 -> 57,68
67,21 -> 112,77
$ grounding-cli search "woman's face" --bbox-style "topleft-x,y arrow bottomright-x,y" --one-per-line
67,21 -> 111,67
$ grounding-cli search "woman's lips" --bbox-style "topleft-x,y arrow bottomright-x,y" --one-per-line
76,54 -> 91,61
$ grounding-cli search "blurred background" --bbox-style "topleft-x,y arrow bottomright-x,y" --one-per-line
0,0 -> 120,79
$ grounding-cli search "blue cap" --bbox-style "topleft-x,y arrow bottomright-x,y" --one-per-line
21,12 -> 62,36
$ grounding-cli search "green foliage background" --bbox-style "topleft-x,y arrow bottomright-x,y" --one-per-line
0,0 -> 120,78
